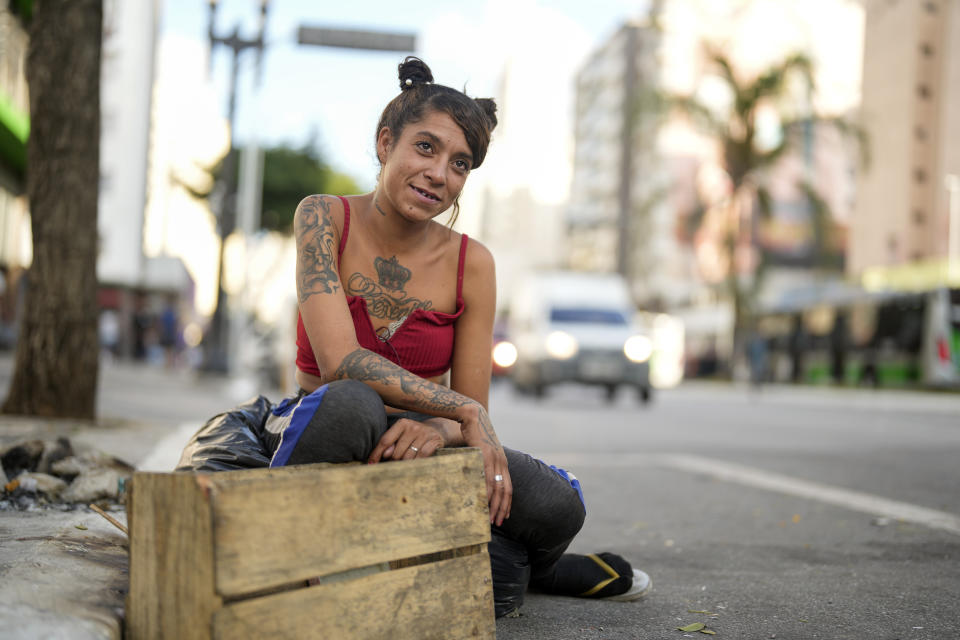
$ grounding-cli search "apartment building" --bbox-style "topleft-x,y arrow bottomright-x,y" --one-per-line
849,0 -> 960,277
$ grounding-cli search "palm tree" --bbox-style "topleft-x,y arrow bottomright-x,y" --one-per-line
656,47 -> 866,353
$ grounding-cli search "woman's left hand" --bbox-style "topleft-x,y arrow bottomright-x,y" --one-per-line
367,418 -> 446,463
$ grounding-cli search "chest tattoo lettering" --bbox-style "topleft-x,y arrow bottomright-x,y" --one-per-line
346,255 -> 433,324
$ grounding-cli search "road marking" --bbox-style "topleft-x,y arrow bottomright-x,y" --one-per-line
135,422 -> 198,472
542,452 -> 960,537
657,453 -> 960,537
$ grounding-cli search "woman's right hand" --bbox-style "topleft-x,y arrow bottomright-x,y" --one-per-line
459,403 -> 512,526
367,417 -> 445,463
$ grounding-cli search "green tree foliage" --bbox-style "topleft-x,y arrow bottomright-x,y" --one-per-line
258,144 -> 360,232
179,143 -> 361,233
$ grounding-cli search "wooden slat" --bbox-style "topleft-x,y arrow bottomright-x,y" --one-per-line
389,543 -> 485,570
209,448 -> 490,596
213,552 -> 495,640
127,473 -> 221,640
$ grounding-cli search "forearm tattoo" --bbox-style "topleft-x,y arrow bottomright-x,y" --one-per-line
334,348 -> 502,449
295,196 -> 341,303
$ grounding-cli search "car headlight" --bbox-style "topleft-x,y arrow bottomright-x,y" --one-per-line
623,335 -> 653,363
492,341 -> 518,368
545,331 -> 578,360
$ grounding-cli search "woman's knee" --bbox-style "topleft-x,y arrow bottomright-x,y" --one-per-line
503,451 -> 586,546
284,380 -> 387,465
540,484 -> 586,542
320,379 -> 387,440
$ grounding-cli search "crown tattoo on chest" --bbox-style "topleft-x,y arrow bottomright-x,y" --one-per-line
375,255 -> 412,291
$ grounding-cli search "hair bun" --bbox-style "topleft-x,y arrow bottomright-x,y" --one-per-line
474,98 -> 498,131
398,56 -> 434,90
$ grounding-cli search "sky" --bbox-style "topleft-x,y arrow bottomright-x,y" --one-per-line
153,0 -> 865,318
160,0 -> 649,195
159,0 -> 864,200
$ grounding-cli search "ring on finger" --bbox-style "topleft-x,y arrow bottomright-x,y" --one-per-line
409,445 -> 419,453
494,474 -> 504,482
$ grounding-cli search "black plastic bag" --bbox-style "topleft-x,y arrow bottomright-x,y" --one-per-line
175,396 -> 274,472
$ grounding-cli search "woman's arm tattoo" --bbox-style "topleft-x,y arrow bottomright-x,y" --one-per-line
334,348 -> 468,412
295,196 -> 341,303
333,348 -> 501,449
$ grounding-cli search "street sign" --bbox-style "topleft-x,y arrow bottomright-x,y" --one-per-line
297,26 -> 416,52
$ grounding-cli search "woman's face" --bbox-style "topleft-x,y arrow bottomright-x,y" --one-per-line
377,109 -> 472,223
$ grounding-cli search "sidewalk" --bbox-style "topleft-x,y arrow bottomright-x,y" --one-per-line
0,354 -> 264,639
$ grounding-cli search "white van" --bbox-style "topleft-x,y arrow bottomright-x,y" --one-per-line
507,271 -> 653,403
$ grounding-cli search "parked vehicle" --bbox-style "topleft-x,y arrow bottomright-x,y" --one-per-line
507,271 -> 653,403
755,286 -> 960,388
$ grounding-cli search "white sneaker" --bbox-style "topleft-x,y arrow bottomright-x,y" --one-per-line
604,568 -> 652,601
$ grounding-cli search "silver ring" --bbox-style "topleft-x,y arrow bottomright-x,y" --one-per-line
494,474 -> 504,482
409,445 -> 419,453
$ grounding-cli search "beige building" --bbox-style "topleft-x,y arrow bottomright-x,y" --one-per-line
849,0 -> 960,277
567,22 -> 693,309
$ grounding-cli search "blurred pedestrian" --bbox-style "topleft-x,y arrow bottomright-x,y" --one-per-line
98,309 -> 120,360
158,295 -> 180,368
132,292 -> 153,361
830,312 -> 848,385
789,313 -> 805,383
264,57 -> 652,617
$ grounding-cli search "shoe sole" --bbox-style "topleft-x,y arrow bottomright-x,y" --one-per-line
604,569 -> 652,602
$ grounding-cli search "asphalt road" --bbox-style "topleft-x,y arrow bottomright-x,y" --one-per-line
3,356 -> 958,639
488,380 -> 960,640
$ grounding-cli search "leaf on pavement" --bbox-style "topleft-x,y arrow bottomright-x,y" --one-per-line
687,610 -> 718,615
700,630 -> 716,635
677,622 -> 706,631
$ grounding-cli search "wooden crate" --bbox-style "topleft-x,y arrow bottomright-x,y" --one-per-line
126,448 -> 495,639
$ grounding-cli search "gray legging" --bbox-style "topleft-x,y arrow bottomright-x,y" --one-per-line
262,379 -> 587,616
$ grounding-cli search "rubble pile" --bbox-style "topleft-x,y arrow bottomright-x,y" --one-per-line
0,437 -> 133,511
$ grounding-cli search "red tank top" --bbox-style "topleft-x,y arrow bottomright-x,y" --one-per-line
296,196 -> 467,378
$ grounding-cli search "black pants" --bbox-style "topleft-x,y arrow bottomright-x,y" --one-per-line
262,379 -> 587,615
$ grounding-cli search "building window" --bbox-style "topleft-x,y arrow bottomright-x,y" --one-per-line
920,42 -> 935,57
915,125 -> 928,141
912,209 -> 926,225
913,168 -> 927,183
924,2 -> 938,13
917,84 -> 932,99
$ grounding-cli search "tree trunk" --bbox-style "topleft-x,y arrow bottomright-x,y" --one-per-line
2,0 -> 102,419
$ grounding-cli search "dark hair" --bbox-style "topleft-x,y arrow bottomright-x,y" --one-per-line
375,57 -> 498,170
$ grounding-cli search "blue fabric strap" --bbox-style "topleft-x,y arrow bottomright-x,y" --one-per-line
548,464 -> 585,509
269,385 -> 329,467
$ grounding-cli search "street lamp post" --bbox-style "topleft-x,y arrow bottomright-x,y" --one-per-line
202,0 -> 268,373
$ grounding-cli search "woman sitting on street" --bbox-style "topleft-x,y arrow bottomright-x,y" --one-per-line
261,56 -> 652,617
